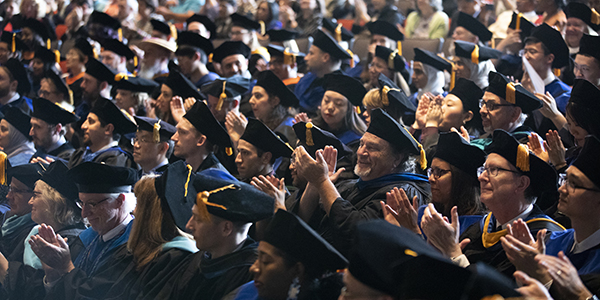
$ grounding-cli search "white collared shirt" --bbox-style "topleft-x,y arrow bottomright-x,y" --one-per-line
498,204 -> 534,230
95,140 -> 119,153
572,227 -> 600,254
6,93 -> 20,105
102,214 -> 133,242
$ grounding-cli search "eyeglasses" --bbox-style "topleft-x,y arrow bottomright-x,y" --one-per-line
427,167 -> 451,179
8,186 -> 33,194
477,166 -> 521,177
559,173 -> 600,192
38,90 -> 59,98
76,197 -> 112,210
479,99 -> 514,111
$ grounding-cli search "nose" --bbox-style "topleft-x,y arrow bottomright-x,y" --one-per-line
235,152 -> 242,163
478,170 -> 489,183
185,217 -> 193,232
81,205 -> 91,218
29,127 -> 34,137
249,259 -> 259,274
574,67 -> 583,78
171,132 -> 178,141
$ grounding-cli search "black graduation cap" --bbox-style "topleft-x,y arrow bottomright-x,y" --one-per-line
322,18 -> 353,42
32,97 -> 79,125
191,172 -> 274,223
186,14 -> 216,39
455,12 -> 492,42
5,58 -> 31,95
88,11 -> 122,30
154,160 -> 197,230
265,210 -> 347,273
266,28 -> 298,42
293,121 -> 352,159
367,108 -> 426,169
485,129 -> 557,196
240,118 -> 293,158
134,116 -> 176,142
254,70 -> 299,107
374,46 -> 406,72
40,160 -> 79,203
85,58 -> 116,83
266,44 -> 305,65
486,71 -> 541,113
35,47 -> 59,64
566,2 -> 600,32
571,135 -> 600,189
578,34 -> 600,62
349,220 -> 448,296
73,38 -> 96,59
449,77 -> 483,116
8,163 -> 46,190
183,101 -> 233,151
312,29 -> 352,60
378,73 -> 416,112
454,40 -> 502,64
24,18 -> 51,42
164,70 -> 203,99
200,76 -> 249,99
463,263 -> 521,300
230,13 -> 261,31
435,132 -> 486,180
528,23 -> 569,68
113,74 -> 159,93
570,79 -> 600,109
211,41 -> 251,63
366,20 -> 404,41
43,69 -> 71,100
90,97 -> 137,134
413,48 -> 452,72
101,38 -> 135,60
323,73 -> 366,106
508,12 -> 536,41
2,105 -> 31,140
0,31 -> 27,52
177,31 -> 214,54
150,19 -> 172,36
68,162 -> 138,193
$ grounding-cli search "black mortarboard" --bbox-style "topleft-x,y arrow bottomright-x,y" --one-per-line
578,34 -> 600,62
266,28 -> 298,42
454,40 -> 502,64
5,58 -> 31,95
240,118 -> 293,158
186,14 -> 216,38
164,70 -> 203,99
211,41 -> 251,63
192,173 -> 274,222
134,116 -> 176,142
566,2 -> 600,32
32,97 -> 79,125
449,78 -> 483,115
293,121 -> 352,159
254,70 -> 299,107
2,106 -> 31,139
113,74 -> 159,93
570,79 -> 600,109
44,69 -> 71,99
35,47 -> 59,64
102,38 -> 135,60
508,12 -> 536,41
200,76 -> 249,99
155,160 -> 197,230
68,162 -> 138,193
367,108 -> 426,169
322,18 -> 354,42
265,210 -> 347,273
40,160 -> 79,203
230,13 -> 261,31
73,38 -> 95,59
8,163 -> 45,190
0,31 -> 27,52
374,46 -> 406,72
88,11 -> 122,30
150,19 -> 172,36
572,135 -> 600,189
455,12 -> 492,42
414,48 -> 452,72
85,58 -> 117,84
177,31 -> 214,54
312,29 -> 352,60
485,129 -> 557,195
90,97 -> 137,134
463,263 -> 521,300
24,18 -> 51,41
183,101 -> 233,150
366,20 -> 404,41
266,44 -> 305,65
378,73 -> 416,112
486,71 -> 541,113
323,73 -> 366,106
435,132 -> 486,180
528,23 -> 569,68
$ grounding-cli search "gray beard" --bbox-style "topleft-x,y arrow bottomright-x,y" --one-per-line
354,164 -> 371,178
137,62 -> 163,80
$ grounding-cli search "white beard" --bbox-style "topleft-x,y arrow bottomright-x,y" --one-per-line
137,60 -> 164,80
354,164 -> 372,178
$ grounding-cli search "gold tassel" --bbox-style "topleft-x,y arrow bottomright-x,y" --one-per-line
506,82 -> 516,104
397,41 -> 402,56
593,8 -> 600,25
471,45 -> 480,64
346,49 -> 355,68
184,164 -> 192,196
217,81 -> 227,111
259,20 -> 266,36
170,24 -> 178,40
208,53 -> 213,63
335,23 -> 342,42
450,69 -> 456,90
226,147 -> 233,156
382,86 -> 390,106
516,144 -> 530,172
285,142 -> 294,151
404,249 -> 418,257
54,50 -> 60,64
406,128 -> 427,170
283,48 -> 295,65
121,109 -> 136,123
133,56 -> 138,67
118,28 -> 123,42
195,184 -> 236,220
516,13 -> 523,30
153,119 -> 161,143
114,73 -> 128,82
305,122 -> 314,146
47,38 -> 51,50
11,33 -> 15,52
553,68 -> 561,77
355,106 -> 361,114
68,89 -> 74,105
388,49 -> 398,70
0,151 -> 6,185
93,48 -> 99,59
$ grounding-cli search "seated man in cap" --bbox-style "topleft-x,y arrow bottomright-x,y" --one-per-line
0,31 -> 27,65
132,116 -> 176,175
29,98 -> 79,161
230,13 -> 262,51
266,44 -> 304,92
294,108 -> 431,254
41,69 -> 76,111
212,41 -> 252,78
68,98 -> 138,168
0,58 -> 33,113
137,38 -> 176,80
175,31 -> 218,88
186,14 -> 216,39
451,11 -> 492,45
574,34 -> 600,87
100,38 -> 136,75
366,20 -> 403,54
295,29 -> 351,114
422,130 -> 565,278
77,58 -> 117,118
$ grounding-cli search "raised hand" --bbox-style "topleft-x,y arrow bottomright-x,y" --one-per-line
450,126 -> 470,142
514,271 -> 554,300
170,96 -> 186,124
183,97 -> 197,111
421,205 -> 462,258
535,92 -> 561,120
293,146 -> 329,186
528,133 -> 550,162
294,112 -> 311,124
28,224 -> 74,274
413,93 -> 431,130
500,219 -> 547,281
381,188 -> 421,234
251,175 -> 286,211
545,130 -> 567,169
225,111 -> 248,144
322,146 -> 344,183
536,252 -> 594,300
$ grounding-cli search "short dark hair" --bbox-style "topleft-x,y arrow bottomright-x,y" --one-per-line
524,37 -> 551,56
566,100 -> 600,137
175,45 -> 208,64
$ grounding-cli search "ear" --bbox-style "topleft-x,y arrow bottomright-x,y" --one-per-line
322,52 -> 331,63
547,53 -> 555,65
515,174 -> 531,194
100,81 -> 109,92
270,95 -> 281,107
291,261 -> 305,279
104,123 -> 115,136
83,55 -> 89,64
8,79 -> 18,92
463,110 -> 474,123
159,141 -> 169,153
53,123 -> 63,135
231,99 -> 240,109
115,193 -> 126,206
510,106 -> 522,123
196,133 -> 207,147
221,220 -> 234,237
194,51 -> 201,61
261,151 -> 273,165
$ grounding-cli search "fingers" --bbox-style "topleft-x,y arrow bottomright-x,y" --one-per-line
459,238 -> 471,250
450,206 -> 459,228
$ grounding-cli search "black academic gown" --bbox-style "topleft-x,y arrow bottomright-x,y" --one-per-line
195,152 -> 230,174
0,96 -> 32,114
30,142 -> 75,162
68,146 -> 137,169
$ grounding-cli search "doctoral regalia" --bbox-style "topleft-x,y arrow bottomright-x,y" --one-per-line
30,142 -> 75,162
195,152 -> 230,174
68,146 -> 136,169
0,213 -> 36,262
545,229 -> 600,275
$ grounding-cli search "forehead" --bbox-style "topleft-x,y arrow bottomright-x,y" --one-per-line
79,193 -> 111,202
485,153 -> 514,169
238,139 -> 258,153
88,112 -> 100,122
575,54 -> 599,67
83,73 -> 98,83
101,50 -> 118,57
177,118 -> 196,131
30,117 -> 49,126
567,17 -> 585,26
524,41 -> 543,51
222,54 -> 245,64
323,90 -> 347,102
482,91 -> 503,102
361,132 -> 390,148
136,129 -> 153,136
371,34 -> 389,41
161,84 -> 173,93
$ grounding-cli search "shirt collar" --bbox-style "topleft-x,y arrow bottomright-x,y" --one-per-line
102,214 -> 132,242
572,227 -> 600,254
6,93 -> 20,104
96,141 -> 119,153
497,204 -> 534,230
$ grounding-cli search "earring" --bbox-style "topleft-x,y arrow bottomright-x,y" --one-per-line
287,276 -> 301,300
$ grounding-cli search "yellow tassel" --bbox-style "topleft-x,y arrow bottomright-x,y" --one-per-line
355,106 -> 361,114
68,89 -> 74,105
283,48 -> 295,65
120,109 -> 136,123
516,144 -> 530,172
184,164 -> 192,196
506,82 -> 516,104
382,86 -> 390,106
208,53 -> 213,63
54,50 -> 60,64
471,45 -> 479,64
406,127 -> 427,169
593,8 -> 600,25
553,68 -> 561,77
114,73 -> 128,82
347,49 -> 355,68
217,81 -> 227,111
388,49 -> 398,70
47,38 -> 51,50
153,119 -> 161,143
450,69 -> 456,90
0,151 -> 6,185
11,33 -> 15,53
397,41 -> 402,56
335,23 -> 342,42
259,20 -> 266,35
404,249 -> 418,257
305,122 -> 314,146
93,48 -> 99,59
170,24 -> 178,40
133,56 -> 138,67
195,184 -> 236,220
516,13 -> 523,30
226,147 -> 233,156
118,28 -> 123,42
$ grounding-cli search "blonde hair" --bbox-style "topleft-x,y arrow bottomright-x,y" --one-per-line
34,180 -> 82,227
